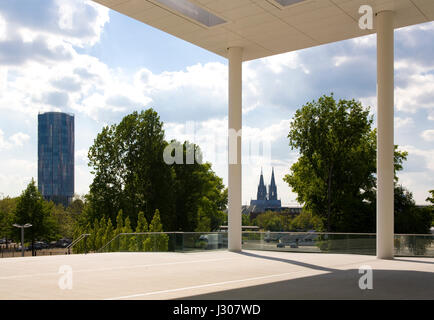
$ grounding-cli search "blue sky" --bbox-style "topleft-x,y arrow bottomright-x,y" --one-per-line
0,0 -> 433,205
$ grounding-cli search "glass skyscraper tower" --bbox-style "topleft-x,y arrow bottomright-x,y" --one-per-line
38,112 -> 74,206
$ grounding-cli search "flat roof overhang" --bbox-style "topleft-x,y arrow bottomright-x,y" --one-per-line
93,0 -> 434,61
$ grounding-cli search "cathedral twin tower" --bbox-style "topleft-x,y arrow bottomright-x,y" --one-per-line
256,168 -> 278,201
250,168 -> 281,213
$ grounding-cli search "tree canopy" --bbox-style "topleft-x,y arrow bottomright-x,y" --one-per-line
284,94 -> 409,232
0,197 -> 16,242
425,190 -> 434,227
83,109 -> 227,233
394,185 -> 431,234
13,179 -> 57,252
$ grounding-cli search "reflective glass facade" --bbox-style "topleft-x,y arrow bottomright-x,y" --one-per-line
38,112 -> 74,207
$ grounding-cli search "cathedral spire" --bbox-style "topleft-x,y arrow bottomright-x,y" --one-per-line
268,167 -> 277,200
257,169 -> 267,200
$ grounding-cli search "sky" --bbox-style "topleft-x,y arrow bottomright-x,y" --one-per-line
0,0 -> 433,205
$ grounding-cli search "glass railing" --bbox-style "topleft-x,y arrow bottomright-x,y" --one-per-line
94,232 -> 228,254
394,234 -> 434,257
70,231 -> 434,257
242,232 -> 434,257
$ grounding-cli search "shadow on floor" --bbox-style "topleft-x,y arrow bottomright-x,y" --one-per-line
393,258 -> 434,265
180,269 -> 434,300
236,251 -> 338,272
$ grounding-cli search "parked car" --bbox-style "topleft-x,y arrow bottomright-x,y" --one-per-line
27,241 -> 49,251
198,234 -> 227,249
276,239 -> 298,249
47,238 -> 72,248
16,244 -> 27,251
0,238 -> 12,245
56,238 -> 72,248
264,232 -> 281,243
49,241 -> 58,248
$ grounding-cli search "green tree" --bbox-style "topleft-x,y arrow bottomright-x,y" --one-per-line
242,213 -> 251,227
85,110 -> 227,234
284,94 -> 407,232
88,219 -> 99,252
395,185 -> 431,234
67,197 -> 85,217
120,216 -> 133,251
115,209 -> 124,231
46,202 -> 75,239
112,209 -> 124,252
0,197 -> 17,247
102,219 -> 114,252
427,190 -> 434,205
290,211 -> 324,231
170,141 -> 227,231
87,109 -> 175,230
95,217 -> 106,252
195,205 -> 211,232
136,211 -> 148,233
253,211 -> 285,232
13,179 -> 56,255
71,221 -> 91,254
427,190 -> 434,227
135,211 -> 148,251
144,209 -> 169,252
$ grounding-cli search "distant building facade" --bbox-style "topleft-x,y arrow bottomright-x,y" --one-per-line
38,112 -> 74,206
245,168 -> 281,218
243,168 -> 302,219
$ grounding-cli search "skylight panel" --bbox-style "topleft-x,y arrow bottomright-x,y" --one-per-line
273,0 -> 306,7
150,0 -> 226,27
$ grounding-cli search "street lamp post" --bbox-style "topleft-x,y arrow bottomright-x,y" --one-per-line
12,223 -> 32,257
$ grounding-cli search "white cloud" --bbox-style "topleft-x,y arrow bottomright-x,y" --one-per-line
75,149 -> 89,165
397,172 -> 434,204
0,13 -> 7,41
396,145 -> 434,204
75,164 -> 92,196
55,0 -> 109,47
395,117 -> 414,129
135,62 -> 227,100
395,59 -> 434,114
334,56 -> 351,67
0,67 -> 6,92
0,158 -> 36,197
421,129 -> 434,142
395,73 -> 434,113
0,129 -> 10,150
399,145 -> 434,172
259,51 -> 309,74
9,132 -> 30,146
352,34 -> 375,47
0,129 -> 30,150
0,50 -> 155,122
358,95 -> 377,117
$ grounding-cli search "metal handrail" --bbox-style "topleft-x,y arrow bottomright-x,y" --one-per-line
97,233 -> 120,253
67,233 -> 91,254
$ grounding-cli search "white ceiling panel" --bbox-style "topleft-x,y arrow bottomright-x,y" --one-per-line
92,0 -> 434,61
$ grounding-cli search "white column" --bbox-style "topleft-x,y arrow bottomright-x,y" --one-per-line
228,47 -> 243,252
376,11 -> 395,259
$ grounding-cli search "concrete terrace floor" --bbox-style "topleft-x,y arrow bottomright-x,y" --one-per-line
0,250 -> 433,300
